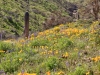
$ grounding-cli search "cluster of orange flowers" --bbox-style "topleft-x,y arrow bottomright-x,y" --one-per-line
28,25 -> 88,41
90,21 -> 99,34
61,28 -> 87,36
86,71 -> 90,75
40,50 -> 59,55
91,56 -> 100,62
37,29 -> 54,37
62,52 -> 69,58
46,71 -> 50,75
0,50 -> 5,53
46,71 -> 64,75
18,73 -> 36,75
57,71 -> 64,75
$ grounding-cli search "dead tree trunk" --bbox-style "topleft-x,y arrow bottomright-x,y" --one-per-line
24,11 -> 29,38
73,10 -> 79,21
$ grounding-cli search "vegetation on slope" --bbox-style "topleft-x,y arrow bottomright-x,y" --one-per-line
0,0 -> 100,75
0,0 -> 77,39
0,21 -> 100,75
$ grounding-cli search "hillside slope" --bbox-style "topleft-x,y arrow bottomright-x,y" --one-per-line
0,21 -> 100,75
0,0 -> 77,39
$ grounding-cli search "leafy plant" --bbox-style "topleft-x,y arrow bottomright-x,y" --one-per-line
45,56 -> 60,70
76,40 -> 86,49
0,52 -> 26,73
97,62 -> 100,71
30,38 -> 50,46
0,41 -> 13,52
55,37 -> 73,50
73,66 -> 86,75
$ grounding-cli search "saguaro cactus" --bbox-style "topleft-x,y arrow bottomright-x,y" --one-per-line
24,11 -> 29,38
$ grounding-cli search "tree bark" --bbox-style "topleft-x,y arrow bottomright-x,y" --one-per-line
24,11 -> 29,38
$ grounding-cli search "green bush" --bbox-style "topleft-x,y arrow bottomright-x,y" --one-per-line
0,52 -> 27,73
97,62 -> 100,71
73,66 -> 86,75
95,29 -> 100,45
55,37 -> 73,50
76,40 -> 86,49
95,35 -> 100,45
45,56 -> 60,70
30,38 -> 50,47
0,41 -> 13,52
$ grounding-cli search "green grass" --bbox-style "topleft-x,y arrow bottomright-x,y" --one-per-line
0,0 -> 74,39
0,21 -> 100,75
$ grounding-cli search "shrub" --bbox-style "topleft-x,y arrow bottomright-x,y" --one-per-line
0,41 -> 13,52
55,37 -> 73,50
97,62 -> 100,71
73,66 -> 86,75
0,52 -> 27,73
45,56 -> 60,70
76,40 -> 86,49
95,28 -> 100,45
30,38 -> 50,47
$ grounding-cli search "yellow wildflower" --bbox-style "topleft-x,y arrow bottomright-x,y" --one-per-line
65,52 -> 69,57
46,71 -> 50,75
0,50 -> 5,53
18,50 -> 22,53
57,71 -> 64,75
19,58 -> 22,61
86,71 -> 90,75
98,56 -> 100,60
62,52 -> 69,58
74,48 -> 78,51
91,56 -> 100,62
18,72 -> 36,75
3,40 -> 11,42
55,50 -> 58,54
54,27 -> 60,32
